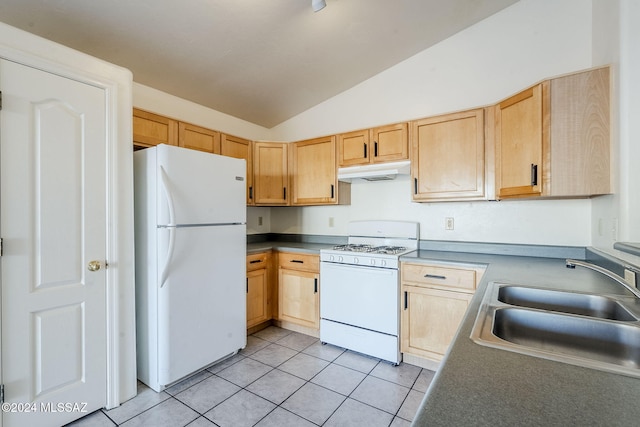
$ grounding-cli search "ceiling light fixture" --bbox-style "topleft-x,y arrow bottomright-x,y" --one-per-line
312,0 -> 326,12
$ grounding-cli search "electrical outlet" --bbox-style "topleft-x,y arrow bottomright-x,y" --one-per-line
445,217 -> 454,230
625,269 -> 637,288
258,216 -> 263,226
329,217 -> 335,227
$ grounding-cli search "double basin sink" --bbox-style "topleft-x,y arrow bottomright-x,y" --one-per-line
470,281 -> 640,378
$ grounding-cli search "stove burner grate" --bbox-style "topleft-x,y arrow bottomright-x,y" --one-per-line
331,244 -> 407,255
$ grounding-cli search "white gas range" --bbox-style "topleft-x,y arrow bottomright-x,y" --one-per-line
320,220 -> 419,364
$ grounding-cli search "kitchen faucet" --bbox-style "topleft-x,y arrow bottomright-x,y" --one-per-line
566,259 -> 640,299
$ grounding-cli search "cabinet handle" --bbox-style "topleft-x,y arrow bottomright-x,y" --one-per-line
249,186 -> 253,200
404,291 -> 408,310
246,278 -> 249,293
531,164 -> 538,186
249,259 -> 262,264
424,274 -> 447,280
374,141 -> 378,157
283,187 -> 287,200
330,184 -> 334,199
314,278 -> 318,293
414,178 -> 418,195
364,143 -> 367,159
291,259 -> 304,264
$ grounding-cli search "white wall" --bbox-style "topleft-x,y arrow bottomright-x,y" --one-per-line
591,0 -> 640,265
134,83 -> 270,141
268,0 -> 597,246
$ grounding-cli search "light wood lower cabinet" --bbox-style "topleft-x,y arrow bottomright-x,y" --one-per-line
246,251 -> 272,329
277,252 -> 320,330
401,262 -> 485,364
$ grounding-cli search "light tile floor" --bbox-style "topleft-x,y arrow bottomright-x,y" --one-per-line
67,326 -> 435,427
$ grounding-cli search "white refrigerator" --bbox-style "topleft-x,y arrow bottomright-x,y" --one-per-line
134,144 -> 247,392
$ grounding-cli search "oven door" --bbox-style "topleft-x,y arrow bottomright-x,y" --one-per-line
320,261 -> 398,335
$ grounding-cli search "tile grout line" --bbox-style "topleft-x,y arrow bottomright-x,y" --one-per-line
98,328 -> 428,426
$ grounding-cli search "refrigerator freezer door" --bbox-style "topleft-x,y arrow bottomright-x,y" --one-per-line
156,144 -> 246,226
156,224 -> 246,386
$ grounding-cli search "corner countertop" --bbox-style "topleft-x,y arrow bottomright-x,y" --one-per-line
247,241 -> 333,255
404,250 -> 640,426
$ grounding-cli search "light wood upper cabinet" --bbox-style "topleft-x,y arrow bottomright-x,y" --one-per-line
222,134 -> 254,205
411,109 -> 486,201
337,123 -> 408,167
133,108 -> 178,149
291,136 -> 351,206
495,83 -> 546,198
254,142 -> 289,206
338,129 -> 369,166
178,122 -> 220,154
373,123 -> 409,163
495,66 -> 610,199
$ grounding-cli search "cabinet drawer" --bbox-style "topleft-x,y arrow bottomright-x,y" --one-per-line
278,252 -> 319,273
247,252 -> 269,272
402,263 -> 478,292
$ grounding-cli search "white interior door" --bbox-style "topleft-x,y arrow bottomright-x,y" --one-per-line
0,59 -> 108,426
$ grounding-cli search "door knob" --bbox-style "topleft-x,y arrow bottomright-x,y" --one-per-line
87,260 -> 102,271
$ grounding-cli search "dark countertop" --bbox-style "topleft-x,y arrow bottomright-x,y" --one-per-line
405,250 -> 640,426
247,241 -> 333,255
614,242 -> 640,258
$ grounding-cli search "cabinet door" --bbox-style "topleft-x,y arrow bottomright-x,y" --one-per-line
247,269 -> 269,328
495,83 -> 548,198
178,122 -> 221,154
412,110 -> 485,201
291,136 -> 337,205
401,286 -> 472,361
338,129 -> 370,167
254,142 -> 289,205
372,123 -> 408,163
278,269 -> 319,329
222,134 -> 253,204
133,108 -> 178,149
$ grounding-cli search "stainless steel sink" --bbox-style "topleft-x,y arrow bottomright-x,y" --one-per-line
497,285 -> 637,321
493,308 -> 640,367
471,281 -> 640,378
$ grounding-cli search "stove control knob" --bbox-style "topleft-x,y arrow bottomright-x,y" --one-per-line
381,260 -> 387,267
354,257 -> 359,264
370,259 -> 376,266
338,256 -> 343,262
329,255 -> 334,261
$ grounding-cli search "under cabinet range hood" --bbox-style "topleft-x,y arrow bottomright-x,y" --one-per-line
337,160 -> 411,182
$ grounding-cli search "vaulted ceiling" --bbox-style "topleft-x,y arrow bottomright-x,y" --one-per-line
0,0 -> 518,127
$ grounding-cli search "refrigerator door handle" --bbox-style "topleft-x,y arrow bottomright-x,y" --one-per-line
159,226 -> 176,288
159,166 -> 177,287
159,166 -> 177,226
